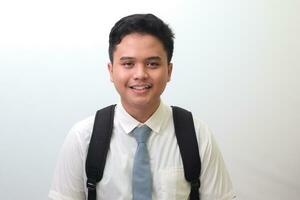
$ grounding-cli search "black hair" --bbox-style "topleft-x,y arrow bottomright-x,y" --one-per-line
109,13 -> 175,63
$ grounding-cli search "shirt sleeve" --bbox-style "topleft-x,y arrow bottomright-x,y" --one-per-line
48,126 -> 86,200
196,120 -> 236,200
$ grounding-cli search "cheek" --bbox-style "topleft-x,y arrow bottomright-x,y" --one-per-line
113,72 -> 129,86
154,74 -> 169,89
157,70 -> 170,83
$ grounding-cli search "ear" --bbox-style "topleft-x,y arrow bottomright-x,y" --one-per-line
167,63 -> 173,82
107,63 -> 114,82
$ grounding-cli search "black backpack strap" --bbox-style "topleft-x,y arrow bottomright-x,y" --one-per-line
172,106 -> 201,200
85,105 -> 116,200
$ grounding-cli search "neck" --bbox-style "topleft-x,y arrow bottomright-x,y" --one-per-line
122,101 -> 160,123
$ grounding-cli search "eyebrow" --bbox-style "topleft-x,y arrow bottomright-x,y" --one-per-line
119,56 -> 162,61
120,57 -> 135,61
146,56 -> 162,61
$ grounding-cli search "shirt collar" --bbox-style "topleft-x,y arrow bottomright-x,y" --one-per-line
115,101 -> 171,135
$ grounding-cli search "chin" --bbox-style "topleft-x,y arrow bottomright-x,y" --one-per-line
126,99 -> 154,109
121,94 -> 160,109
137,99 -> 160,109
132,101 -> 152,108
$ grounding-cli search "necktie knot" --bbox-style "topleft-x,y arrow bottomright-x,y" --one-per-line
132,125 -> 151,143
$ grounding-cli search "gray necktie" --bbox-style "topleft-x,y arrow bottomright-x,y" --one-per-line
132,125 -> 152,200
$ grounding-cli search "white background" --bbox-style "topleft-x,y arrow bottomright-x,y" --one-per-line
0,0 -> 299,199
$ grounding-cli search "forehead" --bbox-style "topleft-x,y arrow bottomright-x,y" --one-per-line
113,33 -> 167,60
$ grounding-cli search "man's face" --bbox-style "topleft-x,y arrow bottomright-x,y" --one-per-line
108,33 -> 172,112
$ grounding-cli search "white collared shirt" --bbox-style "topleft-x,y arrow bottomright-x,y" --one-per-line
49,101 -> 235,200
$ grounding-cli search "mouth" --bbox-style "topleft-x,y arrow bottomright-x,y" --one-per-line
129,83 -> 152,90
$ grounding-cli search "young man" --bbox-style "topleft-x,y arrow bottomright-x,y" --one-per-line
49,14 -> 235,200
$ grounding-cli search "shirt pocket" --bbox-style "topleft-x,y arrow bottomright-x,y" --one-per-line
159,168 -> 190,200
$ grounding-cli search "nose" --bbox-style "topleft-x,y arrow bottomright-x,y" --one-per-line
133,64 -> 149,80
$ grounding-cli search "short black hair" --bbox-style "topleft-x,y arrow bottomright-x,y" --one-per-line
109,13 -> 175,63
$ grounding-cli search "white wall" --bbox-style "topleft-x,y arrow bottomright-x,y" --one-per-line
0,0 -> 299,199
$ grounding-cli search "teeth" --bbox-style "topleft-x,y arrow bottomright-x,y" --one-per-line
130,84 -> 151,90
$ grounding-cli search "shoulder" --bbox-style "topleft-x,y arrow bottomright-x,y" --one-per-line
167,104 -> 213,148
70,115 -> 95,135
169,104 -> 212,140
64,115 -> 95,149
169,104 -> 215,156
190,113 -> 217,155
192,116 -> 213,143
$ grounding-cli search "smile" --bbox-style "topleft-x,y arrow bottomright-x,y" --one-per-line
129,84 -> 152,90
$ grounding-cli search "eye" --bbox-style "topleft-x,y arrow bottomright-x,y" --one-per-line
122,62 -> 134,68
147,62 -> 160,69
